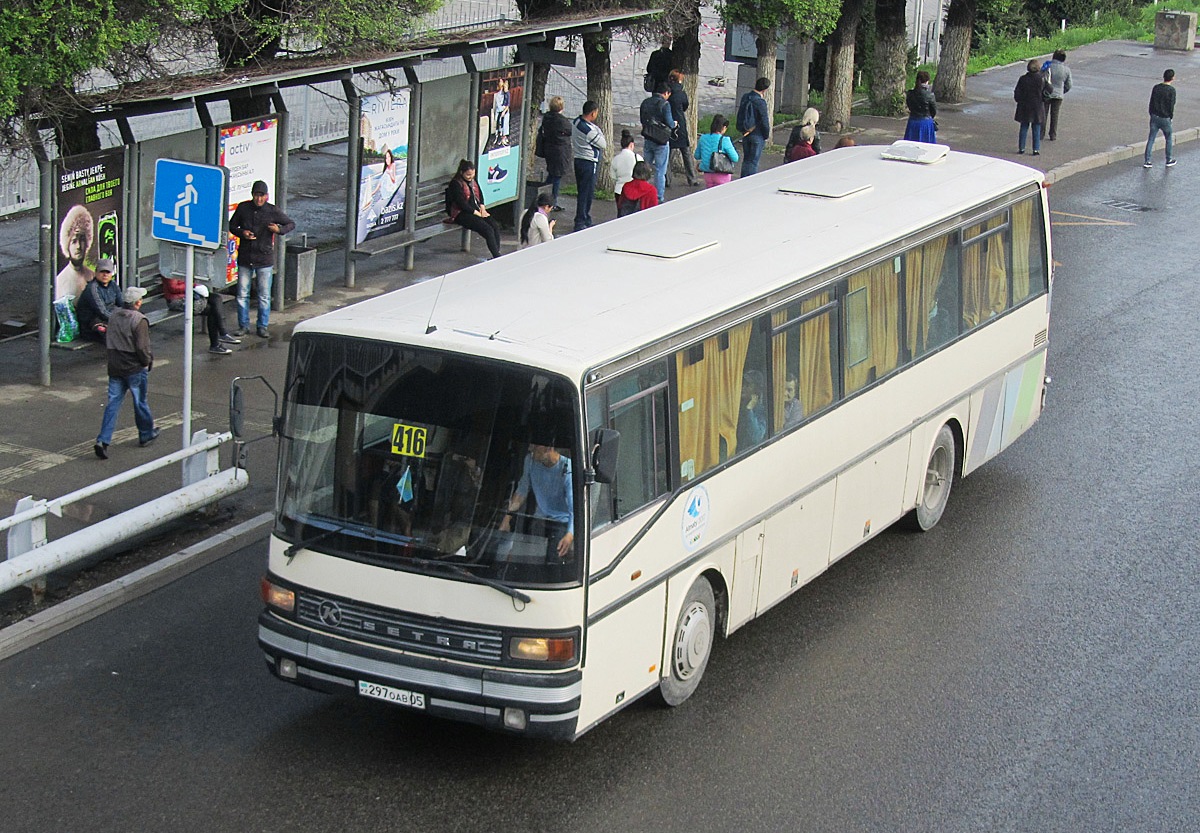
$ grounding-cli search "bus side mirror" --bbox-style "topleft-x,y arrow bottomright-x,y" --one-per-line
230,383 -> 246,439
591,429 -> 620,485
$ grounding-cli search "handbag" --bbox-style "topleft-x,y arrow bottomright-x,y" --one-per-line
709,140 -> 734,174
643,73 -> 655,93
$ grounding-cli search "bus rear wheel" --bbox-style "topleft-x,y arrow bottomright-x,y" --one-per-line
658,576 -> 716,707
908,424 -> 955,531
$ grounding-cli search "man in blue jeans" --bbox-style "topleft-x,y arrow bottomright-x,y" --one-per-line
736,77 -> 772,177
94,286 -> 157,459
228,180 -> 295,338
1143,68 -> 1177,168
640,82 -> 676,202
571,101 -> 607,232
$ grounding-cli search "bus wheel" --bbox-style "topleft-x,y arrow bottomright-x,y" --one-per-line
908,424 -> 955,531
658,577 -> 716,707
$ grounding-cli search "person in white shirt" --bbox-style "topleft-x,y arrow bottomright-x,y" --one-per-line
609,129 -> 643,207
520,193 -> 556,248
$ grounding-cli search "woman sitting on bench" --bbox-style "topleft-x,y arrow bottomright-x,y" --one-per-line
445,160 -> 502,259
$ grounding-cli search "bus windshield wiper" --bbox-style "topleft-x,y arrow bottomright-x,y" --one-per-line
365,551 -> 532,604
284,522 -> 352,560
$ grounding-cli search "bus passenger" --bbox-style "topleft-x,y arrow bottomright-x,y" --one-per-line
737,370 -> 768,451
446,160 -> 502,259
500,441 -> 574,559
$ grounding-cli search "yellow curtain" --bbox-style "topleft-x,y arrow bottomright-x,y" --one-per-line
962,216 -> 1008,328
799,293 -> 834,416
1011,198 -> 1034,302
771,309 -> 788,430
844,261 -> 900,394
676,321 -> 752,478
905,234 -> 948,357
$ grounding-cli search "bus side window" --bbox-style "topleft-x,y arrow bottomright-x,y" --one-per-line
906,232 -> 960,358
675,321 -> 754,479
591,361 -> 670,527
962,212 -> 1010,330
1011,196 -> 1047,303
844,260 -> 902,396
770,291 -> 837,432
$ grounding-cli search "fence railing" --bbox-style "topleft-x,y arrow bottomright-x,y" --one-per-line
1,430 -> 248,600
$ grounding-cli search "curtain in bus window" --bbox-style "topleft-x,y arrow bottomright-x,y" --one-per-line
905,234 -> 950,358
771,292 -> 835,432
961,215 -> 1009,329
1010,197 -> 1045,303
844,261 -> 901,395
676,321 -> 752,480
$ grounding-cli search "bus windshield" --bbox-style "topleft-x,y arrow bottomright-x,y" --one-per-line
277,334 -> 581,587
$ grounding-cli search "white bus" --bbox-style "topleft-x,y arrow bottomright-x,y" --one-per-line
255,142 -> 1051,740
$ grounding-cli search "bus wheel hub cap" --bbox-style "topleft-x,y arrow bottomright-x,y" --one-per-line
674,602 -> 711,680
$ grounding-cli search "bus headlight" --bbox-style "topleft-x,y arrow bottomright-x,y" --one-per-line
509,635 -> 576,663
261,576 -> 295,613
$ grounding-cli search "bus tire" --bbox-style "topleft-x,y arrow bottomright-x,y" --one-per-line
907,424 -> 955,531
658,576 -> 716,707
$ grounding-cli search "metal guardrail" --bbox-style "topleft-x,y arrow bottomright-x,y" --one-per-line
1,430 -> 249,600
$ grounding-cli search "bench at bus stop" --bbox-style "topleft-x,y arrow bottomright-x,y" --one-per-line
349,175 -> 474,270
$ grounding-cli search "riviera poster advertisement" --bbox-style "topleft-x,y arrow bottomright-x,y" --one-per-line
356,89 -> 411,244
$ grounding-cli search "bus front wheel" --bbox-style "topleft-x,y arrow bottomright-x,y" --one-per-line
658,577 -> 716,707
908,424 -> 956,531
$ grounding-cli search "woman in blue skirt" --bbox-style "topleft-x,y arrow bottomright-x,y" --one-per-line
904,71 -> 938,143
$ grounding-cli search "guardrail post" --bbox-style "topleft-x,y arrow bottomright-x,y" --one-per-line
182,429 -> 217,487
6,496 -> 48,604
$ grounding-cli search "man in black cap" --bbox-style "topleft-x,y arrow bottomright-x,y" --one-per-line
76,257 -> 123,341
228,180 -> 295,338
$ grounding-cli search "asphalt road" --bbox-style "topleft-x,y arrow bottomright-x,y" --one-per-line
3,153 -> 1199,832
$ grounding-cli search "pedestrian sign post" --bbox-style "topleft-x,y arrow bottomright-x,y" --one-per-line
152,159 -> 229,465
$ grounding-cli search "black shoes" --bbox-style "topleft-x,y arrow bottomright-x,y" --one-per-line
139,429 -> 160,447
94,443 -> 108,459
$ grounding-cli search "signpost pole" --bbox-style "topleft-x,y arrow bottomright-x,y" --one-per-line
182,244 -> 194,465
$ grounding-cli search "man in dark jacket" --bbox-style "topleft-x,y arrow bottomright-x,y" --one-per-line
536,96 -> 574,211
1143,68 -> 1177,168
640,83 -> 676,202
75,257 -> 122,341
94,286 -> 157,459
228,180 -> 295,338
736,77 -> 772,177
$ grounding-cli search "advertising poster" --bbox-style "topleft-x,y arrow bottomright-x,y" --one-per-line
475,67 -> 525,206
219,118 -> 279,284
54,148 -> 125,303
356,89 -> 411,244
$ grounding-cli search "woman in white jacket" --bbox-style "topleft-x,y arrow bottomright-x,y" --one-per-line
520,193 -> 556,248
609,130 -> 643,207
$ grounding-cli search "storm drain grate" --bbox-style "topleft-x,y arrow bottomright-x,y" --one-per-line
1101,198 -> 1151,212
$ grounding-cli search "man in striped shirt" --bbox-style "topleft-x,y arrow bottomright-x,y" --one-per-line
571,100 -> 608,232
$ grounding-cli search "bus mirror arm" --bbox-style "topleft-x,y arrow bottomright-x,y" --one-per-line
590,429 -> 620,485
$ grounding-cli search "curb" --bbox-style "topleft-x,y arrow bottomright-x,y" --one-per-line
1044,126 -> 1200,183
0,511 -> 273,661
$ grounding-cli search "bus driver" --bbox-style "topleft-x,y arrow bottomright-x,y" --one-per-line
499,441 -> 575,559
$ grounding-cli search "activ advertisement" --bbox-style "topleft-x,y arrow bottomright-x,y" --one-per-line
356,89 -> 411,244
219,118 -> 279,284
54,148 -> 125,304
476,67 -> 525,206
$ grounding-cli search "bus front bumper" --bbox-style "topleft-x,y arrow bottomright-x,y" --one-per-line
258,612 -> 581,740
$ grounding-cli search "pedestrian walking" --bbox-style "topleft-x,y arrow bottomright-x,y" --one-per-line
572,100 -> 607,232
520,193 -> 556,248
228,180 -> 295,339
666,70 -> 699,187
904,71 -> 938,142
1014,60 -> 1049,155
93,286 -> 157,459
694,114 -> 739,188
535,96 -> 573,210
1144,68 -> 1177,168
736,77 -> 772,177
639,82 -> 676,203
445,160 -> 502,258
1042,50 -> 1072,141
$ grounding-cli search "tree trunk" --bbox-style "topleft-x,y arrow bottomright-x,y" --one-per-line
673,13 -> 702,152
53,94 -> 101,158
870,0 -> 908,117
754,28 -> 779,139
583,31 -> 615,194
782,39 -> 813,115
824,0 -> 866,132
525,60 -> 551,180
212,4 -> 284,121
934,0 -> 976,104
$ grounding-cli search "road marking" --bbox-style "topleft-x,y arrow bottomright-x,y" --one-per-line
1050,210 -> 1134,226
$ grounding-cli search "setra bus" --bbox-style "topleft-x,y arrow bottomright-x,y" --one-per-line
254,142 -> 1052,740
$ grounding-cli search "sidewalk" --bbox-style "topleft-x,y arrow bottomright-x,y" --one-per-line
2,39 -> 1198,612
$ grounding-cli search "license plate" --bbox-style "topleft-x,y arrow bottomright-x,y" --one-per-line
358,680 -> 426,709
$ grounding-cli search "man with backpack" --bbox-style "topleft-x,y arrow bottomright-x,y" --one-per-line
737,77 -> 772,177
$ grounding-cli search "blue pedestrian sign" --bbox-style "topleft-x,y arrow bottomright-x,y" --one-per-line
152,159 -> 227,249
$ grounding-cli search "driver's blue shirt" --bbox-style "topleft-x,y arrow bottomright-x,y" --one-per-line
515,454 -> 574,533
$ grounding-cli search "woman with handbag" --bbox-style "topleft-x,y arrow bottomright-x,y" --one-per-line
693,115 -> 740,188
